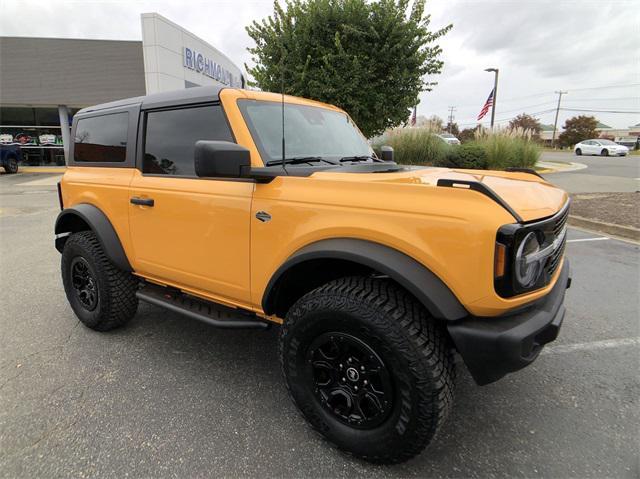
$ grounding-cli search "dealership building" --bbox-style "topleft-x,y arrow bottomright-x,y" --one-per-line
0,13 -> 244,166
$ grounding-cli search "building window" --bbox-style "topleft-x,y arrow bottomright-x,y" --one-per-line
0,106 -> 76,166
143,104 -> 233,176
74,112 -> 128,162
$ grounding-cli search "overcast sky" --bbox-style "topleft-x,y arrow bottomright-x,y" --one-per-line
1,0 -> 638,130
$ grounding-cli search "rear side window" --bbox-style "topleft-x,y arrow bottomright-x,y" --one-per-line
74,113 -> 128,162
143,105 -> 233,176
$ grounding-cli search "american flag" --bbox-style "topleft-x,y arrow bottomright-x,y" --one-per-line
477,89 -> 494,121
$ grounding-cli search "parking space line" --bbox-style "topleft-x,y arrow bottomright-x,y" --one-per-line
566,237 -> 610,243
542,337 -> 640,355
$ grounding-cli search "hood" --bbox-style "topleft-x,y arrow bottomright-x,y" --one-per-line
370,167 -> 568,222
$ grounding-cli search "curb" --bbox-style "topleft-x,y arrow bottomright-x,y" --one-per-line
568,215 -> 640,242
536,161 -> 587,174
20,167 -> 66,173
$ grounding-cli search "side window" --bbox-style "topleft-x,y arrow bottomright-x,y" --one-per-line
74,112 -> 128,162
143,104 -> 233,176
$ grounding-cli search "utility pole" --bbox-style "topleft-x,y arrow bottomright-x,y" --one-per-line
552,90 -> 567,148
447,106 -> 456,132
484,68 -> 499,128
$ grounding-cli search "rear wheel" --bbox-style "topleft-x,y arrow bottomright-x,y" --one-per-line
3,156 -> 18,174
280,276 -> 455,464
575,148 -> 582,156
601,149 -> 609,156
61,231 -> 138,331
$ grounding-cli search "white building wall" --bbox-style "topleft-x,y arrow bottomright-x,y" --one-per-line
140,12 -> 243,94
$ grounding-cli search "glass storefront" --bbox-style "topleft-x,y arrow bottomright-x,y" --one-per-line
0,106 -> 80,166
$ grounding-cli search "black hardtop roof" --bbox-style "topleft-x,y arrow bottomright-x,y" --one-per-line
76,85 -> 226,115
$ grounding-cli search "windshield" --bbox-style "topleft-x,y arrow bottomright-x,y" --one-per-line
238,100 -> 373,165
597,139 -> 616,145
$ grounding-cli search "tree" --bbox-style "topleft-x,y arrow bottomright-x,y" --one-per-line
508,113 -> 541,139
245,0 -> 452,137
416,114 -> 444,130
445,121 -> 459,136
458,126 -> 480,143
558,115 -> 598,147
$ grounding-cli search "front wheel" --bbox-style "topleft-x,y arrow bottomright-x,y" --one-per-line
280,277 -> 455,464
61,231 -> 138,331
3,156 -> 18,174
601,149 -> 609,156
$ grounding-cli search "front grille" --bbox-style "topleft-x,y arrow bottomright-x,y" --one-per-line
546,234 -> 566,276
541,201 -> 570,277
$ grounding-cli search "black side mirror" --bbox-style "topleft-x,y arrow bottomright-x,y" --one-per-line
380,145 -> 394,162
194,141 -> 251,178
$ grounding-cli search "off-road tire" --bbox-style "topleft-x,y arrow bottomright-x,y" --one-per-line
575,148 -> 582,156
601,149 -> 609,156
61,231 -> 138,331
3,156 -> 18,174
280,276 -> 455,464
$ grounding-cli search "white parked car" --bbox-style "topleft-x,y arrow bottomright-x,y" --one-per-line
438,133 -> 461,145
574,139 -> 629,157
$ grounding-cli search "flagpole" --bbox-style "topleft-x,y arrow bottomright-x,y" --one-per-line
485,68 -> 499,128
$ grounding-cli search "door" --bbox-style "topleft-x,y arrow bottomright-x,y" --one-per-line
128,103 -> 254,306
585,140 -> 597,155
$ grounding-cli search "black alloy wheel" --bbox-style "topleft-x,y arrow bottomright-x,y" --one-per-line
70,256 -> 99,311
61,231 -> 138,331
307,332 -> 393,429
280,276 -> 455,464
601,149 -> 609,156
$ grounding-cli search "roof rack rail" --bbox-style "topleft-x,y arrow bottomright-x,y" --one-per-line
436,178 -> 523,223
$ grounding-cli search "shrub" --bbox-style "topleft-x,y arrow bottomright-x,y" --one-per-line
445,143 -> 487,169
373,126 -> 540,170
473,128 -> 540,170
373,127 -> 451,166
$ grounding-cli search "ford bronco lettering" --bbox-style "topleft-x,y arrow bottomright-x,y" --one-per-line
55,86 -> 571,464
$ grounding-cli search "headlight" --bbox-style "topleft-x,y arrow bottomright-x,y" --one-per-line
514,232 -> 543,287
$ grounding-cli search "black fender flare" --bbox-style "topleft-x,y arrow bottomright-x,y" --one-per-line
54,203 -> 132,272
262,238 -> 468,321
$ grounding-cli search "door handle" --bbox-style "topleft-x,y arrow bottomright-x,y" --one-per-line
130,197 -> 154,207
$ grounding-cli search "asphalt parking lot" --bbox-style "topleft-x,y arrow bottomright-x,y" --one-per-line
1,173 -> 638,478
541,151 -> 640,193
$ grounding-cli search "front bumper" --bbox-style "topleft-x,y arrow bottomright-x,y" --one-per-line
448,260 -> 571,385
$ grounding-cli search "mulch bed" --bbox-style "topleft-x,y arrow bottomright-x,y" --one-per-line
570,192 -> 639,230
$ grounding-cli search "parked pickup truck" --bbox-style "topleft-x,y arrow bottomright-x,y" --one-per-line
54,86 -> 571,464
0,144 -> 22,173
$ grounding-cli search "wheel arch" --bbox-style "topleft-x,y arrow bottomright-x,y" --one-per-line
262,238 -> 468,321
54,203 -> 132,271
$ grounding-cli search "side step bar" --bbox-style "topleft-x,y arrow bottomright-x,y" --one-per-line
136,283 -> 270,330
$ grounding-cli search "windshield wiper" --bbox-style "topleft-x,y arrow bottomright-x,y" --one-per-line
266,156 -> 338,166
339,155 -> 385,163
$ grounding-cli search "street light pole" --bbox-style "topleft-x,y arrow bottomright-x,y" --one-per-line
484,68 -> 499,128
552,90 -> 567,148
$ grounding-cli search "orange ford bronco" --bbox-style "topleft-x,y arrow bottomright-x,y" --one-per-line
55,86 -> 571,464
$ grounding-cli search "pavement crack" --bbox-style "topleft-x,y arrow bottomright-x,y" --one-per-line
0,320 -> 82,382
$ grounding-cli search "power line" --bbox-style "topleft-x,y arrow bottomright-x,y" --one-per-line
563,83 -> 640,93
489,83 -> 640,105
563,97 -> 640,102
456,109 -> 557,127
561,108 -> 640,114
492,100 -> 557,115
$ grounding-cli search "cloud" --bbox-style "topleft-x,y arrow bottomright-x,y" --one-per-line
1,0 -> 638,128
